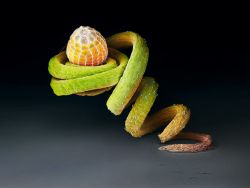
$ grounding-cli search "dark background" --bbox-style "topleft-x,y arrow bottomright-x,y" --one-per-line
1,3 -> 250,87
0,3 -> 250,188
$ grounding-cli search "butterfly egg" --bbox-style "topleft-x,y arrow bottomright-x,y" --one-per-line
66,26 -> 108,66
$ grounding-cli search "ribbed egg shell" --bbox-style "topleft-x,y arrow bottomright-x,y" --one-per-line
66,26 -> 108,66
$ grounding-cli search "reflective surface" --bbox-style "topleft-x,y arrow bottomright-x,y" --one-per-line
0,85 -> 249,188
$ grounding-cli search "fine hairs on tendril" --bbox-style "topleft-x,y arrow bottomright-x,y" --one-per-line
48,26 -> 213,152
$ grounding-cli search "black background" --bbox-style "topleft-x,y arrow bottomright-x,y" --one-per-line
1,3 -> 250,187
1,3 -> 250,87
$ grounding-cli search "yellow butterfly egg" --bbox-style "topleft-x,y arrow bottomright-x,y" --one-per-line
66,26 -> 108,66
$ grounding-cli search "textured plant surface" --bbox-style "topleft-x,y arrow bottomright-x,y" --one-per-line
48,27 -> 212,152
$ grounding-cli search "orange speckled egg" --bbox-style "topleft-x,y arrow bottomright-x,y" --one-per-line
66,26 -> 108,66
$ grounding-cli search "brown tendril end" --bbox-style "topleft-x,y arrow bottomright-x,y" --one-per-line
158,132 -> 213,152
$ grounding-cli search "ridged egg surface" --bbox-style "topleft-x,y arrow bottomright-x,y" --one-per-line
66,26 -> 108,66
